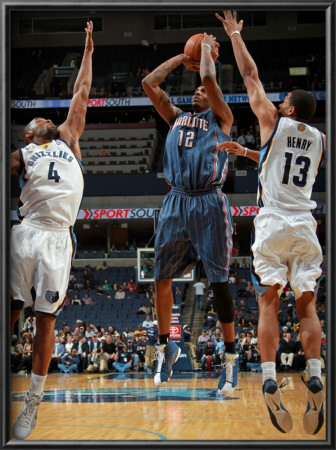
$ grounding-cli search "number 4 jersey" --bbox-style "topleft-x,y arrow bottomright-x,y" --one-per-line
258,116 -> 324,211
17,139 -> 84,227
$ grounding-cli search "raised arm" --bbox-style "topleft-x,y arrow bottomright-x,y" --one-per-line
218,141 -> 260,163
216,11 -> 279,145
58,21 -> 94,160
142,55 -> 188,126
199,33 -> 233,135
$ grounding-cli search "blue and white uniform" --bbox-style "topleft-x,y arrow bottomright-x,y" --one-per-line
154,109 -> 233,282
10,138 -> 84,314
251,117 -> 324,298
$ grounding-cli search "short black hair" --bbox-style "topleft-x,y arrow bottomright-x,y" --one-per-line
289,89 -> 316,122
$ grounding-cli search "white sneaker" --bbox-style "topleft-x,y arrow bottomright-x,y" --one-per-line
12,390 -> 44,440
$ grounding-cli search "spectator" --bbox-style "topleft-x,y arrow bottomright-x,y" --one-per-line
133,325 -> 147,337
85,324 -> 98,339
71,294 -> 82,306
74,278 -> 84,290
63,334 -> 74,356
14,335 -> 33,374
201,340 -> 216,371
112,343 -> 134,373
193,278 -> 206,310
197,330 -> 209,345
114,286 -> 125,300
203,315 -> 217,331
244,130 -> 255,149
142,315 -> 153,329
125,286 -> 139,300
237,130 -> 246,145
127,278 -> 139,293
183,325 -> 198,369
280,333 -> 299,371
100,335 -> 117,372
246,342 -> 262,372
144,320 -> 158,372
292,334 -> 306,372
213,329 -> 225,366
136,302 -> 151,316
49,336 -> 65,372
82,293 -> 93,305
96,286 -> 105,296
73,335 -> 90,372
101,279 -> 112,290
58,348 -> 80,373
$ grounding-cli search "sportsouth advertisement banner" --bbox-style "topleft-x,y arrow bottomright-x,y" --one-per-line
10,204 -> 326,221
10,91 -> 326,110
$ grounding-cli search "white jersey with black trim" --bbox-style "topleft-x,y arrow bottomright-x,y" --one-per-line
257,117 -> 324,211
17,138 -> 84,227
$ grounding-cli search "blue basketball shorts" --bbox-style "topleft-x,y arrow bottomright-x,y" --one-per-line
154,187 -> 233,282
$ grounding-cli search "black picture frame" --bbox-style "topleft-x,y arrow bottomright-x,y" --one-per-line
1,0 -> 335,449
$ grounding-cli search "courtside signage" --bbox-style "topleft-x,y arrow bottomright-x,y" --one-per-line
10,204 -> 325,221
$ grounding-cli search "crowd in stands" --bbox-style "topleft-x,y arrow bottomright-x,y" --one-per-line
10,263 -> 183,375
11,255 -> 326,375
193,258 -> 327,373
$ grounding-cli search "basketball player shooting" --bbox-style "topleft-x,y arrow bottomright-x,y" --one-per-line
142,33 -> 240,394
10,21 -> 94,440
216,10 -> 326,435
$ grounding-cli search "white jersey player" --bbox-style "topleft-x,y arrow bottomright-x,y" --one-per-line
218,9 -> 326,436
10,21 -> 94,440
257,116 -> 324,211
17,138 -> 84,227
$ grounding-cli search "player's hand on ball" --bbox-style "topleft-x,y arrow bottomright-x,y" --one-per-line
182,54 -> 200,71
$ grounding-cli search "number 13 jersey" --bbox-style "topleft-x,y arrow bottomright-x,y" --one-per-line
17,139 -> 84,227
258,117 -> 324,211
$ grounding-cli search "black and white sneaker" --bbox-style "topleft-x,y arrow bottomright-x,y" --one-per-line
302,375 -> 324,435
262,378 -> 293,433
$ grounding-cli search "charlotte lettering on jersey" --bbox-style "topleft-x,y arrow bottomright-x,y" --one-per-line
27,148 -> 74,167
287,136 -> 313,151
172,115 -> 209,131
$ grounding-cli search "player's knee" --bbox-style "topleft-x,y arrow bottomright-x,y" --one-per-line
211,282 -> 234,323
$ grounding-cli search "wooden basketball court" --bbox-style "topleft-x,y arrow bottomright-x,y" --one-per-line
10,371 -> 326,442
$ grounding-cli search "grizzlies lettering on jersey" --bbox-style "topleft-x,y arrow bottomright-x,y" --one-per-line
18,139 -> 84,226
164,109 -> 232,190
258,117 -> 324,211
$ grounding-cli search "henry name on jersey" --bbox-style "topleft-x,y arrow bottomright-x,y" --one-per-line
26,140 -> 74,167
286,136 -> 313,151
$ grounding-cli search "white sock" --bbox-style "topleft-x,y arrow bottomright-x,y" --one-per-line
306,358 -> 322,380
29,372 -> 47,395
261,362 -> 276,383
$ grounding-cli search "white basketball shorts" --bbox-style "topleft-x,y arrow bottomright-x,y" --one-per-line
10,219 -> 75,314
251,208 -> 323,299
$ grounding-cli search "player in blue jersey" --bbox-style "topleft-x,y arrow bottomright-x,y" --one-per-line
142,33 -> 239,393
217,10 -> 325,435
10,21 -> 94,440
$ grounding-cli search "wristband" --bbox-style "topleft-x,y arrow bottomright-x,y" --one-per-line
201,43 -> 211,51
230,30 -> 240,39
244,147 -> 248,157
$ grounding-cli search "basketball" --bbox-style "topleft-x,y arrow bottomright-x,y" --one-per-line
184,33 -> 219,64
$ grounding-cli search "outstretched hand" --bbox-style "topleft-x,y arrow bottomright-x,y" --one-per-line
215,10 -> 243,37
218,141 -> 246,155
85,20 -> 94,53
